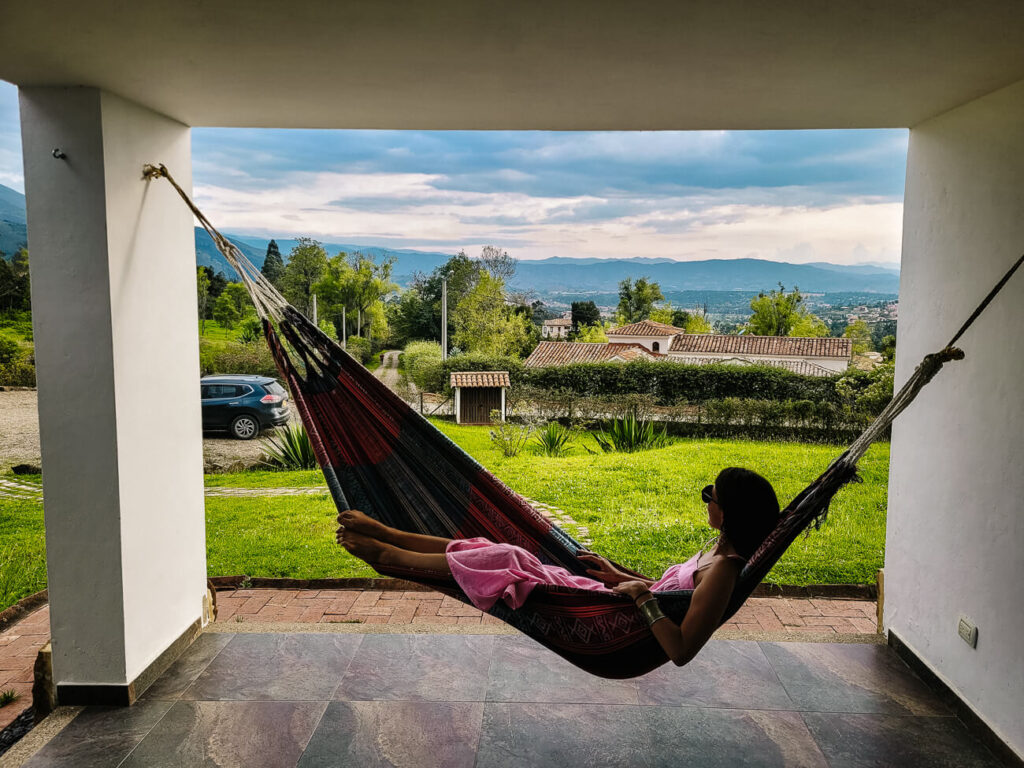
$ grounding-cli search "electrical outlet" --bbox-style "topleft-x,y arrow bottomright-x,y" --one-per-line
958,616 -> 978,648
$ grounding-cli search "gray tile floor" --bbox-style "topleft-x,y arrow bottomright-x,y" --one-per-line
21,632 -> 1002,768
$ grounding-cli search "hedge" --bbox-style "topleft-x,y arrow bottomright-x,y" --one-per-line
427,355 -> 848,404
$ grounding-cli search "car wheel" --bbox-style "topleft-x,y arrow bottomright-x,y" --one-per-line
230,414 -> 260,440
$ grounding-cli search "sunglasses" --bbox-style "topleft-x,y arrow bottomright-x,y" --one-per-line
701,484 -> 716,504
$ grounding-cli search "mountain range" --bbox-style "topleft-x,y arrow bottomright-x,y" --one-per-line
0,182 -> 900,295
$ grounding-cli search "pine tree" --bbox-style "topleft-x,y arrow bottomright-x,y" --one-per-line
261,239 -> 285,286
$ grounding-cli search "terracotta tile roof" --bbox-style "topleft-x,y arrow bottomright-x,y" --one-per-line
543,318 -> 572,326
449,371 -> 511,388
606,320 -> 681,337
523,342 -> 657,367
668,333 -> 852,358
672,356 -> 838,377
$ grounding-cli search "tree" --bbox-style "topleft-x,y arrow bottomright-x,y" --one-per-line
222,282 -> 253,315
683,313 -> 713,334
787,312 -> 829,338
281,238 -> 328,317
314,251 -> 397,342
745,284 -> 826,337
453,272 -> 531,356
196,267 -> 211,332
261,239 -> 285,286
617,277 -> 664,324
879,334 -> 897,361
571,301 -> 601,331
399,252 -> 485,343
212,293 -> 241,329
0,249 -> 31,312
576,322 -> 610,343
479,245 -> 516,282
843,319 -> 873,355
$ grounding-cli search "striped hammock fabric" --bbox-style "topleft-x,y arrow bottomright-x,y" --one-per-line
145,163 -> 993,678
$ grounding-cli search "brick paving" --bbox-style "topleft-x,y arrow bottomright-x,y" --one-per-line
0,591 -> 877,734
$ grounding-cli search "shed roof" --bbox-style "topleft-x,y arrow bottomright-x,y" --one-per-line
450,371 -> 511,388
668,334 -> 852,358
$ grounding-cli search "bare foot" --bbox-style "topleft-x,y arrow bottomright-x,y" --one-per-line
339,530 -> 394,565
336,509 -> 391,541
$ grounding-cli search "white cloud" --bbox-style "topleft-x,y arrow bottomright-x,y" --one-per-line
195,169 -> 903,265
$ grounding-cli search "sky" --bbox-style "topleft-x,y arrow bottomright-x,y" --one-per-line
0,81 -> 908,265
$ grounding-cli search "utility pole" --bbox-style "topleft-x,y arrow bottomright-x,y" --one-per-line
441,278 -> 448,360
342,305 -> 347,350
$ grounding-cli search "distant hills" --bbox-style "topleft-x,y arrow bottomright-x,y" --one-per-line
1,182 -> 900,296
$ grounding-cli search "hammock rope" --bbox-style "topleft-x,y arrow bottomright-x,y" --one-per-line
145,163 -> 1022,678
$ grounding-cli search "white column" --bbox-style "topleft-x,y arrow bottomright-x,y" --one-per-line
888,78 -> 1024,755
20,87 -> 206,697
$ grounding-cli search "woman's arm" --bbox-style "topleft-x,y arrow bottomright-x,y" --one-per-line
577,552 -> 655,587
613,559 -> 740,666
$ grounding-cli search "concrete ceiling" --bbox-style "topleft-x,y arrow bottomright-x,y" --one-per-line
2,0 -> 1023,129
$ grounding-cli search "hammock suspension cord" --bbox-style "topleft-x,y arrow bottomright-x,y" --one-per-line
143,162 -> 1023,678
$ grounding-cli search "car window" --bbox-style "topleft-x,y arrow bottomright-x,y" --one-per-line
235,385 -> 253,397
266,382 -> 286,396
200,385 -> 212,399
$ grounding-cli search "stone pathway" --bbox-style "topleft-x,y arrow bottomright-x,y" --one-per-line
0,478 -> 41,501
0,591 -> 878,738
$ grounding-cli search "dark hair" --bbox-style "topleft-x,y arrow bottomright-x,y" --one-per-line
714,467 -> 780,560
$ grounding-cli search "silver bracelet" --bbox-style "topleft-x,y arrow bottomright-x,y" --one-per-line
638,596 -> 668,627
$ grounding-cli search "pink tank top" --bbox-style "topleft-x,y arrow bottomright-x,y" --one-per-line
650,549 -> 746,592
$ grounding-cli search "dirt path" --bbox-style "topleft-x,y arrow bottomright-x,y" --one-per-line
374,350 -> 402,390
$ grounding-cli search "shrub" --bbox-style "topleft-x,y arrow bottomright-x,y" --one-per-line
593,413 -> 668,453
0,359 -> 36,387
0,338 -> 19,367
236,316 -> 263,344
402,341 -> 443,390
535,421 -> 574,457
260,424 -> 318,470
525,360 -> 840,404
200,341 -> 278,378
345,335 -> 372,364
489,411 -> 533,457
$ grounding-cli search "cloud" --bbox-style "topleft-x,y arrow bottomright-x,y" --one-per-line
0,77 -> 907,266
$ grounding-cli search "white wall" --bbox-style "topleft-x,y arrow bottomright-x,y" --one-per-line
20,87 -> 206,687
888,78 -> 1024,756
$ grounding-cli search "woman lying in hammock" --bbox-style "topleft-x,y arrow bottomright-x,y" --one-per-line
337,466 -> 779,667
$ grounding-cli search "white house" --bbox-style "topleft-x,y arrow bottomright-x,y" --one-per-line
541,312 -> 572,339
605,319 -> 679,353
667,334 -> 853,375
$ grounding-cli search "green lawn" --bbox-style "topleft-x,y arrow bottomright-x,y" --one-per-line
0,426 -> 888,611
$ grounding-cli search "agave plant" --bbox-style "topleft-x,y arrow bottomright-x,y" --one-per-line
592,412 -> 668,453
260,424 -> 318,470
535,421 -> 573,457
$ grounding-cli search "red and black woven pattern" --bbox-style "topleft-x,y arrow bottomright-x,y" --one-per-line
262,307 -> 857,678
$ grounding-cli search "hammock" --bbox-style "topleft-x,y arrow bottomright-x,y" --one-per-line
145,164 -> 1022,679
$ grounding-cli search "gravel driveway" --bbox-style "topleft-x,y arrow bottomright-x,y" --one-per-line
0,390 -> 294,472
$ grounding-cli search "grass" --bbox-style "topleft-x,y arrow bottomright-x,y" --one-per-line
366,351 -> 383,372
0,424 -> 889,611
204,470 -> 325,488
0,496 -> 48,612
431,422 -> 889,585
198,319 -> 242,349
206,494 -> 375,579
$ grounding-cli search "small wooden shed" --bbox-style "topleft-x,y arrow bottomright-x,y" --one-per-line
450,371 -> 511,425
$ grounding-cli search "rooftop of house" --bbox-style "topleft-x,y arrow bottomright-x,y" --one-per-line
672,356 -> 839,377
606,320 -> 682,337
543,317 -> 573,326
450,371 -> 511,388
669,334 -> 853,358
524,341 -> 658,367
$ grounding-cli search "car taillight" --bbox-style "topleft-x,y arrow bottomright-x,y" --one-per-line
260,394 -> 283,404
